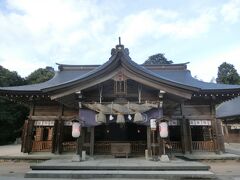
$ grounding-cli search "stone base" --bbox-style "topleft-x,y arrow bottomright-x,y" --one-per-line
160,155 -> 170,162
72,155 -> 81,162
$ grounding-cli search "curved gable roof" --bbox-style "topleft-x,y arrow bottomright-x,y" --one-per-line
1,44 -> 240,98
216,96 -> 240,119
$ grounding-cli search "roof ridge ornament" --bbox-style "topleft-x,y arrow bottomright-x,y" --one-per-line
111,37 -> 129,56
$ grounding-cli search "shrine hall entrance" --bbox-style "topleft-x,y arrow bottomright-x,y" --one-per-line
94,123 -> 147,155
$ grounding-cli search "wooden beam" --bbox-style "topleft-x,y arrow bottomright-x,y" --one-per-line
29,115 -> 76,121
172,115 -> 213,120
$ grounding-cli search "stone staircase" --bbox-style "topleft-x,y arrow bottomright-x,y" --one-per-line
25,157 -> 216,179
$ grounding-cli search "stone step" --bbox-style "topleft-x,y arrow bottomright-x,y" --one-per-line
31,164 -> 210,171
25,170 -> 216,179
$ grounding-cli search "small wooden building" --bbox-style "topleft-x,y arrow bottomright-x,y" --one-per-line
1,43 -> 240,156
217,97 -> 240,143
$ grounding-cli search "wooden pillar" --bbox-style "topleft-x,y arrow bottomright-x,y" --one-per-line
180,103 -> 192,154
216,119 -> 225,152
147,126 -> 151,156
55,117 -> 64,154
90,127 -> 95,157
181,116 -> 188,153
24,102 -> 35,153
54,105 -> 64,154
76,127 -> 85,157
26,119 -> 34,153
21,120 -> 29,153
210,103 -> 221,154
186,119 -> 193,153
52,120 -> 57,153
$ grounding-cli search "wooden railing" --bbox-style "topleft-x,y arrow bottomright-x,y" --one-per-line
192,141 -> 215,151
62,141 -> 76,152
32,141 -> 52,152
94,141 -> 147,155
167,141 -> 182,152
94,141 -> 111,154
131,141 -> 147,154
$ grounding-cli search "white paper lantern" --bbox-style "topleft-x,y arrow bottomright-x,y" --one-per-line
159,122 -> 168,138
72,122 -> 81,138
150,119 -> 157,130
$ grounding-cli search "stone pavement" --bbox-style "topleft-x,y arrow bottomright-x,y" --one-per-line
225,143 -> 240,156
0,144 -> 73,160
1,144 -> 240,179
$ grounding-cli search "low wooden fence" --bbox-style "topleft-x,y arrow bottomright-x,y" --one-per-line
62,141 -> 76,152
167,141 -> 182,152
192,141 -> 215,151
32,140 -> 52,152
94,141 -> 147,155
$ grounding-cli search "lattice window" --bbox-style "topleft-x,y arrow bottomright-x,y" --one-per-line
114,71 -> 127,95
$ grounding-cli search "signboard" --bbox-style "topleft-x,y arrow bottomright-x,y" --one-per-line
64,121 -> 73,126
190,120 -> 211,126
168,120 -> 180,126
150,119 -> 157,130
230,124 -> 240,129
34,121 -> 54,126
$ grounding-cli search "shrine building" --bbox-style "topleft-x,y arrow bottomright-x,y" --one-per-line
1,42 -> 240,157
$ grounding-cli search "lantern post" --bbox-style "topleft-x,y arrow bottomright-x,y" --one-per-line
159,119 -> 170,162
150,119 -> 159,161
72,119 -> 82,162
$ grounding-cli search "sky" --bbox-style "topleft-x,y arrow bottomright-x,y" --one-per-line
0,0 -> 240,82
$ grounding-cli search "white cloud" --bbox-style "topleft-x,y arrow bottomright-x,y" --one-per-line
221,0 -> 240,23
117,8 -> 217,45
0,0 -> 119,76
189,46 -> 240,82
0,0 -> 239,80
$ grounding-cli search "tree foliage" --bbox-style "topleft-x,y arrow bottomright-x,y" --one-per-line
26,66 -> 54,84
0,98 -> 29,145
0,66 -> 29,145
216,62 -> 240,84
143,53 -> 173,65
0,65 -> 26,86
0,66 -> 54,145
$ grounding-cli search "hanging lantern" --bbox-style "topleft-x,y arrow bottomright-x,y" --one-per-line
109,114 -> 114,121
150,119 -> 157,131
95,112 -> 106,124
116,114 -> 125,124
159,122 -> 168,138
72,121 -> 81,138
128,114 -> 132,120
134,112 -> 143,123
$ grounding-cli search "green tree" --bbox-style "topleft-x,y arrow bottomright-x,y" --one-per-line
143,53 -> 173,65
216,62 -> 240,84
0,66 -> 29,145
0,65 -> 26,86
0,98 -> 29,145
26,66 -> 54,84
